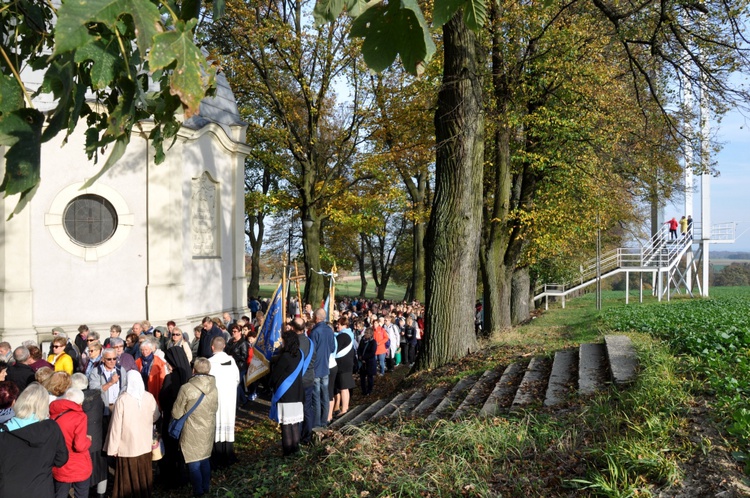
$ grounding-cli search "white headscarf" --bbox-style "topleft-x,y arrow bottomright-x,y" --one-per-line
124,369 -> 145,407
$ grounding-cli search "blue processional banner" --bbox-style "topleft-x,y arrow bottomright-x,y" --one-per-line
257,282 -> 283,360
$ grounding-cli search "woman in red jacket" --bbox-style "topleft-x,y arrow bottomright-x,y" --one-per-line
372,317 -> 388,375
51,388 -> 92,498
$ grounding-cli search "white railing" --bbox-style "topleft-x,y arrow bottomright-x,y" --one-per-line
533,222 -> 715,300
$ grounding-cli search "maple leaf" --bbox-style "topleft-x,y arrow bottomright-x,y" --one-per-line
350,0 -> 435,75
150,19 -> 216,118
54,0 -> 163,55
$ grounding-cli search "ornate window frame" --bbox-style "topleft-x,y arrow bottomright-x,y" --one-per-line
45,182 -> 134,262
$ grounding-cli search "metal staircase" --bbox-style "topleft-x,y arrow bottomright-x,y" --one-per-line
534,222 -> 736,307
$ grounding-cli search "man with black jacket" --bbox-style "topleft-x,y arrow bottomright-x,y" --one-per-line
6,347 -> 35,391
198,316 -> 224,359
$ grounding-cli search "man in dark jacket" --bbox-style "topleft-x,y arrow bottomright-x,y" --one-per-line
74,325 -> 90,356
293,318 -> 316,444
198,316 -> 224,359
309,309 -> 335,428
6,347 -> 35,391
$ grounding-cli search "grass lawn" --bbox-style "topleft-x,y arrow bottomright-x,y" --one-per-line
256,275 -> 407,302
160,287 -> 750,497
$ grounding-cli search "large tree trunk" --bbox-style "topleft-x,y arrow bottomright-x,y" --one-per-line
480,240 -> 508,335
510,267 -> 531,325
480,4 -> 515,335
246,212 -> 265,300
409,172 -> 428,304
357,234 -> 368,298
403,281 -> 412,302
419,14 -> 483,370
412,205 -> 426,303
302,215 -> 325,307
248,242 -> 261,298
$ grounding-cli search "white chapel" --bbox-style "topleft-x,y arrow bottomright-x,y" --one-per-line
0,70 -> 251,345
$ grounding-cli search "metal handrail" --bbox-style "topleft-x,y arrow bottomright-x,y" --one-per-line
534,222 -> 707,299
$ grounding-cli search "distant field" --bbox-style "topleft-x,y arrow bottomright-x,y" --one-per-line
712,258 -> 750,272
256,275 -> 407,302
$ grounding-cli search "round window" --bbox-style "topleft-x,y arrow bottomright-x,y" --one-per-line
63,194 -> 118,246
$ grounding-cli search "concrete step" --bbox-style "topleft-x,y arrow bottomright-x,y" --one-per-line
579,343 -> 607,395
544,349 -> 578,406
605,335 -> 638,386
426,375 -> 479,422
412,386 -> 449,418
328,336 -> 639,432
329,404 -> 366,430
389,390 -> 426,420
348,398 -> 389,426
370,391 -> 413,422
451,367 -> 505,421
511,357 -> 550,411
479,362 -> 525,417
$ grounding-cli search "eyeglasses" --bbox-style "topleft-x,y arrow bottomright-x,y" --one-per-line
87,339 -> 96,342
53,345 -> 63,349
103,357 -> 117,361
171,333 -> 182,337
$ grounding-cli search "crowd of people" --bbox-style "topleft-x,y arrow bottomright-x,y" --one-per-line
268,298 -> 425,455
0,298 -> 425,496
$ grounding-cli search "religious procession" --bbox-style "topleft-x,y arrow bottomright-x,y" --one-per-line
0,264 -> 426,498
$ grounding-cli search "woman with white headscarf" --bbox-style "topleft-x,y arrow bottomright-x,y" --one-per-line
105,370 -> 159,498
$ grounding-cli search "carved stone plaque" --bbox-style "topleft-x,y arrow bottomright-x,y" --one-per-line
191,172 -> 219,257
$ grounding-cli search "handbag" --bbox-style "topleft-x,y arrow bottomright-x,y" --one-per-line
168,393 -> 205,439
151,434 -> 165,461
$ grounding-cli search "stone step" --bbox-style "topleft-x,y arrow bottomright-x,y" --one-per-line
511,357 -> 549,411
328,404 -> 366,430
544,349 -> 578,406
479,362 -> 525,417
451,367 -> 505,421
412,386 -> 449,418
328,337 -> 639,433
605,335 -> 638,386
579,343 -> 607,395
426,375 -> 479,422
348,398 -> 389,426
370,391 -> 413,422
389,390 -> 426,420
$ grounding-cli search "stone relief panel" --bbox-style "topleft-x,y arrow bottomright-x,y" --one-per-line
191,172 -> 220,257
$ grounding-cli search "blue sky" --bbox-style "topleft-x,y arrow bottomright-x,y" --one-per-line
688,109 -> 750,252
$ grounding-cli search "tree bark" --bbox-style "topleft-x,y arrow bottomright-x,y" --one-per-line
412,219 -> 426,303
409,170 -> 428,304
419,13 -> 483,370
510,267 -> 531,325
302,213 -> 325,307
357,233 -> 368,298
246,212 -> 265,300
